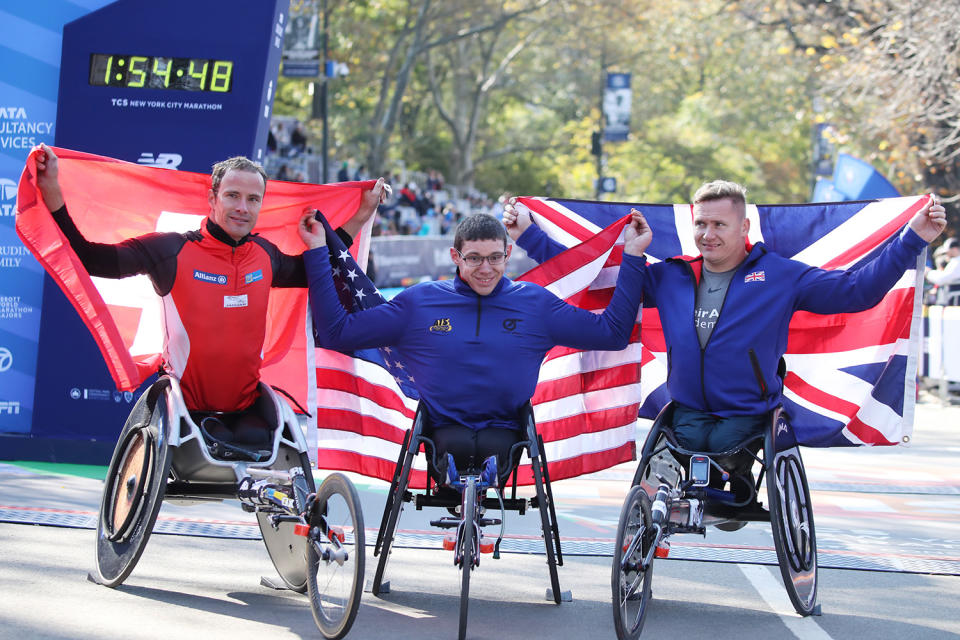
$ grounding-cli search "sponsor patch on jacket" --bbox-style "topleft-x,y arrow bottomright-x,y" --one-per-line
223,294 -> 248,308
429,318 -> 452,333
194,269 -> 227,285
244,269 -> 264,285
744,270 -> 765,283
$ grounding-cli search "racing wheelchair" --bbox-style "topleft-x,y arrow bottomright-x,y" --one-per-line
371,403 -> 566,640
91,375 -> 365,640
611,402 -> 818,639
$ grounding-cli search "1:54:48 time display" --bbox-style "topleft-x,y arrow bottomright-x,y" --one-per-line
89,54 -> 234,92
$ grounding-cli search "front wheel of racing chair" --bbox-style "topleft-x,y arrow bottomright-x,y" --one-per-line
611,484 -> 654,640
306,472 -> 366,640
94,378 -> 173,587
458,475 -> 477,640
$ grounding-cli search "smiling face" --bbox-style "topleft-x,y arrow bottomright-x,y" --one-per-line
207,168 -> 266,242
693,197 -> 750,272
451,238 -> 512,296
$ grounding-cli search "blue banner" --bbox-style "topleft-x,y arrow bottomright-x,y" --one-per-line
603,72 -> 631,142
0,1 -> 114,434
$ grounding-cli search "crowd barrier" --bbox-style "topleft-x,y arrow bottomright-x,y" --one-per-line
369,236 -> 537,288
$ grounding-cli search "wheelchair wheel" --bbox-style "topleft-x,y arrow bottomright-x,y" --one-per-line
533,455 -> 563,604
458,477 -> 476,640
372,446 -> 415,596
612,485 -> 654,640
306,472 -> 365,640
94,384 -> 172,587
258,451 -> 317,593
765,417 -> 818,616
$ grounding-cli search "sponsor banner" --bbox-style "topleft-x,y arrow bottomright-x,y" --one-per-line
603,72 -> 631,142
0,0 -> 113,432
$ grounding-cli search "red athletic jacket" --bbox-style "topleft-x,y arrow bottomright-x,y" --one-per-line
52,206 -> 350,412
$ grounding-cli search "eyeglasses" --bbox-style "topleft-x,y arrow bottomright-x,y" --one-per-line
455,249 -> 507,267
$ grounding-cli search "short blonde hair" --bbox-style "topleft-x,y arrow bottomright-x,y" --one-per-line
693,180 -> 747,204
693,180 -> 747,217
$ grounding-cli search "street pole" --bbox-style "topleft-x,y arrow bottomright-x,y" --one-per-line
596,51 -> 606,200
321,0 -> 329,183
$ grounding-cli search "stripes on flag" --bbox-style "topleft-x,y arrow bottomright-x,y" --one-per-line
313,214 -> 642,486
514,194 -> 929,448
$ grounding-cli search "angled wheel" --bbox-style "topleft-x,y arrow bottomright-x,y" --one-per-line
94,383 -> 172,587
612,485 -> 654,640
458,477 -> 477,640
372,447 -> 415,595
765,414 -> 818,616
258,452 -> 316,593
306,472 -> 365,640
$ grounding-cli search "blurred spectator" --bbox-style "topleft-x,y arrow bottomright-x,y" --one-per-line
290,123 -> 308,156
926,237 -> 960,305
353,164 -> 367,181
426,169 -> 444,191
337,161 -> 350,182
267,127 -> 278,155
276,164 -> 291,181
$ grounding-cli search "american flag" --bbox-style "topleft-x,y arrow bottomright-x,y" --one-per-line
516,195 -> 930,447
312,212 -> 642,486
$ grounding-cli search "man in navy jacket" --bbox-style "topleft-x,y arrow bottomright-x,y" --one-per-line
301,212 -> 649,478
503,181 -> 947,452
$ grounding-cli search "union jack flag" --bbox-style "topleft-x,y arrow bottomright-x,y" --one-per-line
745,270 -> 766,283
516,195 -> 930,447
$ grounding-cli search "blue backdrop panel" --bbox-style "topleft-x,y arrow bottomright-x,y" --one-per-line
0,1 -> 114,436
1,0 -> 288,462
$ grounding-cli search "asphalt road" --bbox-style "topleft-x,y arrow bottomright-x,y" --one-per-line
1,396 -> 958,640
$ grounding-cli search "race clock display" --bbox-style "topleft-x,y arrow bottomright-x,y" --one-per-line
89,54 -> 234,92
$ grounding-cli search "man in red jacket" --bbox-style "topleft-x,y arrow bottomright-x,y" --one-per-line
32,143 -> 384,445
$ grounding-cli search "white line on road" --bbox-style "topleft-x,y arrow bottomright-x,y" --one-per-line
739,564 -> 834,640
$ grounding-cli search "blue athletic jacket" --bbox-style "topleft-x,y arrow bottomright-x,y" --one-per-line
305,249 -> 645,431
516,224 -> 928,417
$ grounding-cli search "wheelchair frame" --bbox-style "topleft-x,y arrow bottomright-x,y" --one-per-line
370,403 -> 566,640
611,403 -> 818,640
92,375 -> 364,640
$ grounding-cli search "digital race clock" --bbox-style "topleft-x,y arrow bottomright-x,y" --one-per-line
88,54 -> 234,92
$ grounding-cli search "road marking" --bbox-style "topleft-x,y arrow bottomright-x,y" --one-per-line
362,596 -> 435,619
739,564 -> 834,640
823,495 -> 896,512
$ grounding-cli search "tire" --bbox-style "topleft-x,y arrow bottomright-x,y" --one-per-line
306,472 -> 366,640
372,448 -> 414,596
258,456 -> 315,593
458,477 -> 476,640
611,485 -> 654,640
766,415 -> 818,616
94,384 -> 172,588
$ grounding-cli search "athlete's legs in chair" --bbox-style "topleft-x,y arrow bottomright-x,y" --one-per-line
672,404 -> 765,453
430,424 -> 523,484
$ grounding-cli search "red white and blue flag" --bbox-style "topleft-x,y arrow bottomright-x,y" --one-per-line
516,196 -> 930,447
313,211 -> 641,486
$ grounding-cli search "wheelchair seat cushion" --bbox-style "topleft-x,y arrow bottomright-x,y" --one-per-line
198,415 -> 272,462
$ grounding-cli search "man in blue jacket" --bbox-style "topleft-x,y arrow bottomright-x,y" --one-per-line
503,180 -> 947,452
300,212 -> 648,479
